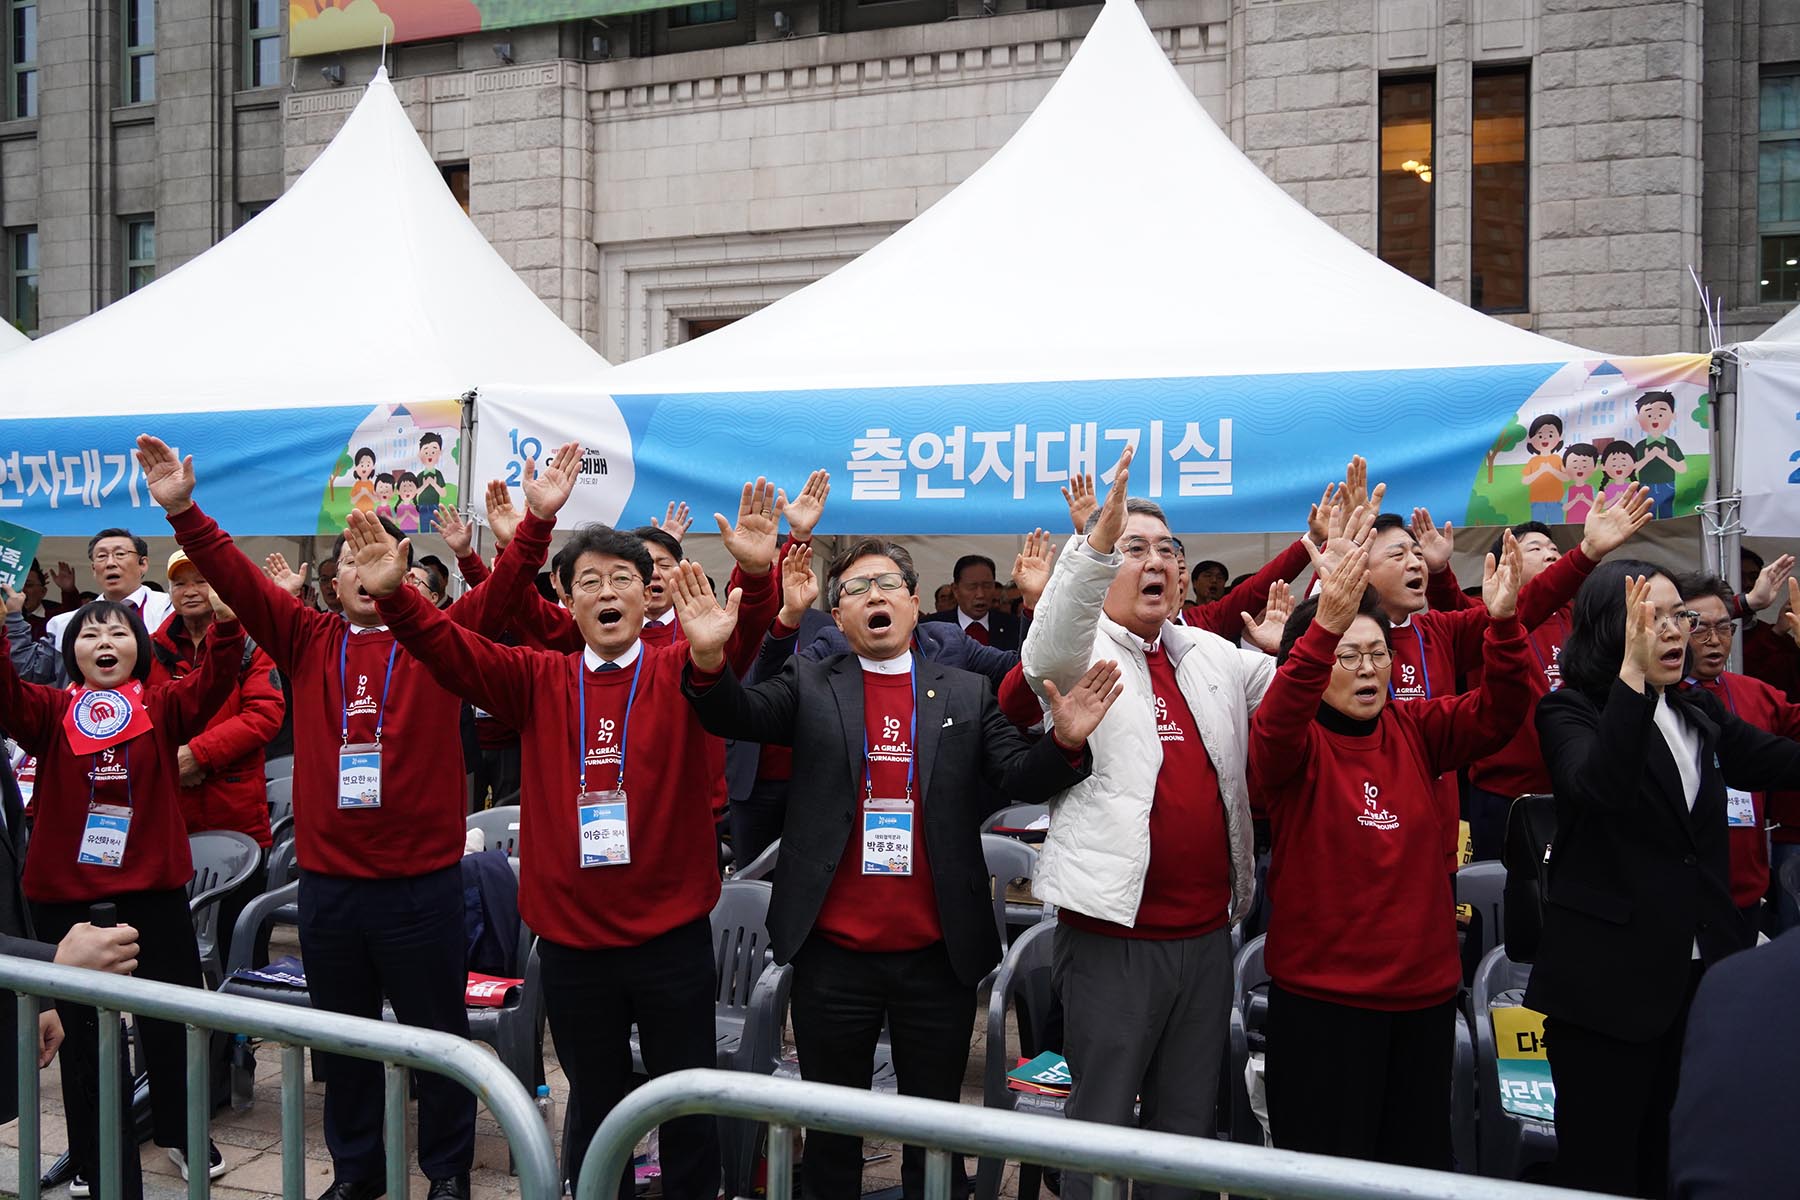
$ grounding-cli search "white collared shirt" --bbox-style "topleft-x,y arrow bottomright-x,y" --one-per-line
956,609 -> 990,634
584,641 -> 643,672
858,650 -> 913,676
646,609 -> 676,628
347,622 -> 391,634
46,583 -> 174,645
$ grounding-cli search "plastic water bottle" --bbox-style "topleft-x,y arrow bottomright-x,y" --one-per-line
535,1085 -> 556,1134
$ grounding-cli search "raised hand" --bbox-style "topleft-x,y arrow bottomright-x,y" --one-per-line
52,562 -> 77,596
484,480 -> 521,549
1315,499 -> 1374,578
1746,553 -> 1796,611
1580,482 -> 1653,561
1482,530 -> 1525,620
779,541 -> 819,626
1012,528 -> 1056,611
343,510 -> 410,598
775,470 -> 830,540
717,477 -> 780,574
1340,456 -> 1387,518
1307,483 -> 1340,545
1620,574 -> 1659,690
1411,508 -> 1455,575
1086,447 -> 1134,555
648,500 -> 692,542
1061,472 -> 1098,536
1308,539 -> 1371,635
673,560 -> 741,672
1241,580 -> 1295,654
521,441 -> 583,521
263,553 -> 309,599
1043,659 -> 1125,750
133,435 -> 195,516
1,586 -> 21,616
432,506 -> 474,558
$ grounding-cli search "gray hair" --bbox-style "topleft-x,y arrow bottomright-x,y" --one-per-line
1084,496 -> 1169,534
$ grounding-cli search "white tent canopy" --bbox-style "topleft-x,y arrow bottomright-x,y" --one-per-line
0,322 -> 25,356
0,68 -> 607,416
600,0 -> 1592,397
1740,303 -> 1800,358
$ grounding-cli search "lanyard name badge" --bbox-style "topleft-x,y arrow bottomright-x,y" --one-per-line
862,663 -> 918,877
1713,678 -> 1758,828
77,745 -> 132,868
578,655 -> 641,868
338,638 -> 398,810
1388,625 -> 1432,701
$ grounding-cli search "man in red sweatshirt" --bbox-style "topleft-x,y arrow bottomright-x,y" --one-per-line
345,480 -> 782,1200
135,434 -> 578,1200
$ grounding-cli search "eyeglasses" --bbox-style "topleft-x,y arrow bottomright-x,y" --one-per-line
840,572 -> 908,597
1656,610 -> 1702,633
1334,648 -> 1393,671
573,572 -> 642,595
90,550 -> 142,565
1689,618 -> 1737,642
1118,538 -> 1181,561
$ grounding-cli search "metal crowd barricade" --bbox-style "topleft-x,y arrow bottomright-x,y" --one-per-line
0,957 -> 558,1200
578,1069 -> 1609,1200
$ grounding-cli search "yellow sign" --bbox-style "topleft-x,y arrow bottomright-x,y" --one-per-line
1458,819 -> 1473,866
1491,1004 -> 1548,1060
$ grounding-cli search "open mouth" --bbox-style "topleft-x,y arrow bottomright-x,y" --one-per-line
597,607 -> 623,627
1141,581 -> 1166,598
95,653 -> 118,671
1659,647 -> 1685,670
1405,574 -> 1425,593
1354,683 -> 1380,702
868,612 -> 894,632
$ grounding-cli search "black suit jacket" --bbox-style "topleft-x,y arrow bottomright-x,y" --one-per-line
725,608 -> 834,806
1528,680 -> 1800,1042
0,755 -> 53,1124
921,608 -> 1026,653
685,653 -> 1088,986
1670,928 -> 1800,1197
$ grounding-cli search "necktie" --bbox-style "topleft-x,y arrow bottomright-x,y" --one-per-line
597,661 -> 622,672
965,621 -> 990,646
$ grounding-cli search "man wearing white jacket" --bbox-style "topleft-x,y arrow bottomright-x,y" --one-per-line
1022,448 -> 1272,1200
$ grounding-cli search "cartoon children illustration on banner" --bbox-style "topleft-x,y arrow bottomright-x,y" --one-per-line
322,402 -> 461,535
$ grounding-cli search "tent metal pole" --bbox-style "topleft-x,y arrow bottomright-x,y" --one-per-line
1701,351 -> 1745,675
459,389 -> 480,593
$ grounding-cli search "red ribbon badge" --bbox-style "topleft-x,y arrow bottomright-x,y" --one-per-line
62,681 -> 155,755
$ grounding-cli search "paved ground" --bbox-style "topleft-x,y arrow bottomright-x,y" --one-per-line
0,929 -> 1036,1200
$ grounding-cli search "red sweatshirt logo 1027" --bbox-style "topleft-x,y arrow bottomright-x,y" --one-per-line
1354,780 -> 1399,831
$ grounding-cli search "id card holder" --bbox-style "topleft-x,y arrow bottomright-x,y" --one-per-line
578,790 -> 631,867
1726,788 -> 1757,829
77,803 -> 131,867
862,797 -> 914,876
338,742 -> 383,810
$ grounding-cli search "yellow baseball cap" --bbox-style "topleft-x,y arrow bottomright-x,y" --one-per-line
166,550 -> 200,580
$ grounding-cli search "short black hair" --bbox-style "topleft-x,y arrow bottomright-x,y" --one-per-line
354,447 -> 376,465
1492,521 -> 1556,561
61,600 -> 154,685
1635,390 -> 1676,412
1742,547 -> 1766,574
952,555 -> 996,584
1676,572 -> 1736,610
1528,414 -> 1565,445
87,529 -> 147,560
1561,558 -> 1671,699
375,472 -> 394,488
559,525 -> 654,595
1276,590 -> 1391,666
1602,442 -> 1638,466
414,559 -> 449,597
331,516 -> 412,568
632,526 -> 684,564
828,539 -> 918,607
1564,442 -> 1599,464
26,559 -> 43,581
1371,512 -> 1414,543
1191,560 -> 1229,583
419,431 -> 443,449
396,472 -> 417,488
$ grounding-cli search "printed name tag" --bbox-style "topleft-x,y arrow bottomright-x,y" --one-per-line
578,790 -> 631,867
338,743 -> 383,809
77,803 -> 131,867
863,798 -> 914,876
1726,788 -> 1757,829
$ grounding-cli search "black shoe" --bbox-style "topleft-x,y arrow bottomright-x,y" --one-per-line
315,1179 -> 386,1200
426,1176 -> 470,1200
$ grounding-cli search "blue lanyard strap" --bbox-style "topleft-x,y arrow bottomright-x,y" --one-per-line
88,743 -> 132,809
1388,623 -> 1432,700
1716,675 -> 1739,716
339,636 -> 400,745
862,659 -> 918,801
578,653 -> 643,795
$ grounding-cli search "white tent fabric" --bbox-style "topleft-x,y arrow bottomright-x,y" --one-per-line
1741,303 -> 1800,356
599,0 -> 1591,397
0,322 -> 26,355
0,68 -> 607,416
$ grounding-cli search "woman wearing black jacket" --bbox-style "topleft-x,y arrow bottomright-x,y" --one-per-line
1532,560 -> 1800,1197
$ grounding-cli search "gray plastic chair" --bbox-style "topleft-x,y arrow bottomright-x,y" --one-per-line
979,834 -> 1043,976
264,754 -> 294,781
466,804 -> 522,857
187,830 -> 263,987
976,918 -> 1060,1200
980,803 -> 1048,836
1226,933 -> 1270,1146
263,835 -> 298,891
1457,861 -> 1508,978
733,837 -> 779,881
1470,946 -> 1557,1180
265,776 -> 293,829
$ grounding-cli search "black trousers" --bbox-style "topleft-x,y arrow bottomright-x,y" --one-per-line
538,918 -> 720,1200
728,778 -> 789,870
297,866 -> 475,1185
789,937 -> 975,1200
33,887 -> 206,1200
1546,965 -> 1703,1199
1264,984 -> 1455,1171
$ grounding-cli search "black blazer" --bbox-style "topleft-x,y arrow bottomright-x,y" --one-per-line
685,653 -> 1088,986
921,608 -> 1026,654
1670,928 -> 1800,1197
0,755 -> 54,1125
1528,679 -> 1800,1042
724,608 -> 834,806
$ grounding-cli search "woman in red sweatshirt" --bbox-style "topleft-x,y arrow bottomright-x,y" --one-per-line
0,590 -> 242,1196
1248,534 -> 1530,1170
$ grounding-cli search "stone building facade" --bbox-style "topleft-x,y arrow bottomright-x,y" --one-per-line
1,0 -> 1796,358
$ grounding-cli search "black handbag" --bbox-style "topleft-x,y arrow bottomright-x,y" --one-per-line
1502,793 -> 1558,964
